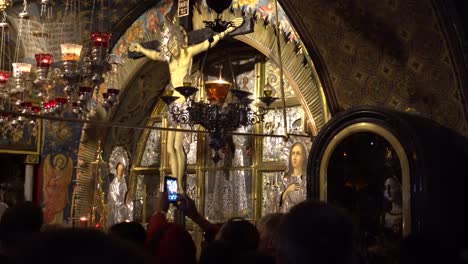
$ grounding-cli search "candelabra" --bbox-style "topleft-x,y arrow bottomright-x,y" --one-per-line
161,79 -> 277,163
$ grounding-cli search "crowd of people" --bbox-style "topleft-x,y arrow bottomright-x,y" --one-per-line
0,194 -> 464,264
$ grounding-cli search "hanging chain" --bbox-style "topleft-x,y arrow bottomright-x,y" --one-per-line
0,11 -> 7,69
22,0 -> 27,12
273,0 -> 289,141
40,0 -> 51,18
14,16 -> 24,63
89,0 -> 96,34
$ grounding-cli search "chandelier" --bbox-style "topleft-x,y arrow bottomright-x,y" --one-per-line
0,1 -> 11,12
160,0 -> 278,163
0,0 -> 117,132
161,65 -> 277,163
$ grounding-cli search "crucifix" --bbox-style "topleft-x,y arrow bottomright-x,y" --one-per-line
128,0 -> 253,196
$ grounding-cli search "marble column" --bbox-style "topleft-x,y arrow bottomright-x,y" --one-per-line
24,155 -> 39,202
24,164 -> 34,201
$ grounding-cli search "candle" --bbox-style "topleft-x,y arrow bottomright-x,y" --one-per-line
0,70 -> 9,84
91,32 -> 111,48
35,53 -> 52,68
60,43 -> 82,61
79,216 -> 89,228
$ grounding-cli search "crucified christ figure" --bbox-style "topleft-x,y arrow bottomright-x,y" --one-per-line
129,17 -> 244,193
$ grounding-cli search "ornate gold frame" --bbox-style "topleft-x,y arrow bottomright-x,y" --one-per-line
0,120 -> 42,155
319,122 -> 411,236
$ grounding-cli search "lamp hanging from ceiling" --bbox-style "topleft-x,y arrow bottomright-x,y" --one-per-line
0,0 -> 118,123
204,0 -> 235,32
161,47 -> 277,163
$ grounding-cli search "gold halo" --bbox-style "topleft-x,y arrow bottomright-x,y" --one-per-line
53,154 -> 67,170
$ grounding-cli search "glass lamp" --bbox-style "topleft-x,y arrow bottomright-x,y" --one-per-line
35,53 -> 52,67
12,62 -> 32,77
91,32 -> 111,48
0,70 -> 9,84
60,43 -> 82,62
205,79 -> 231,104
34,53 -> 52,84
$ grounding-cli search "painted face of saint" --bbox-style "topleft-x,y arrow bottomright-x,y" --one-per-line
291,144 -> 305,172
54,157 -> 65,170
384,177 -> 401,202
167,36 -> 180,57
116,163 -> 125,179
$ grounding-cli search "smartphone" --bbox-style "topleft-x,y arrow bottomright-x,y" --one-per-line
164,176 -> 178,203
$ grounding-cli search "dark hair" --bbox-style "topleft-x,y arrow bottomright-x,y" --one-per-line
216,218 -> 259,252
0,202 -> 43,248
199,241 -> 235,264
148,223 -> 196,264
286,142 -> 308,176
108,221 -> 146,246
276,200 -> 355,264
258,213 -> 284,254
12,228 -> 150,264
199,241 -> 274,264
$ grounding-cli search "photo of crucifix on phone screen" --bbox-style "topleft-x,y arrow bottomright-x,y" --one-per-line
164,176 -> 178,203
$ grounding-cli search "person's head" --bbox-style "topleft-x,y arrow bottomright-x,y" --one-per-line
384,176 -> 402,204
0,202 -> 43,254
200,241 -> 275,264
12,228 -> 150,264
215,218 -> 259,252
199,241 -> 235,264
288,142 -> 307,175
108,221 -> 146,247
116,163 -> 124,179
276,200 -> 355,264
257,213 -> 284,255
53,154 -> 66,170
147,222 -> 196,264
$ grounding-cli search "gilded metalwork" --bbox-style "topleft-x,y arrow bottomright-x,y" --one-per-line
204,127 -> 254,221
0,118 -> 41,155
262,106 -> 306,162
195,7 -> 327,135
261,171 -> 282,215
106,0 -> 325,228
140,122 -> 163,167
109,146 -> 131,180
205,169 -> 252,221
133,174 -> 145,222
25,154 -> 39,164
319,122 -> 411,236
0,0 -> 12,11
184,132 -> 198,165
186,173 -> 197,200
90,142 -> 108,229
108,146 -> 133,225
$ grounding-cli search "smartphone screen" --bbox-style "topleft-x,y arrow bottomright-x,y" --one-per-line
164,176 -> 178,203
